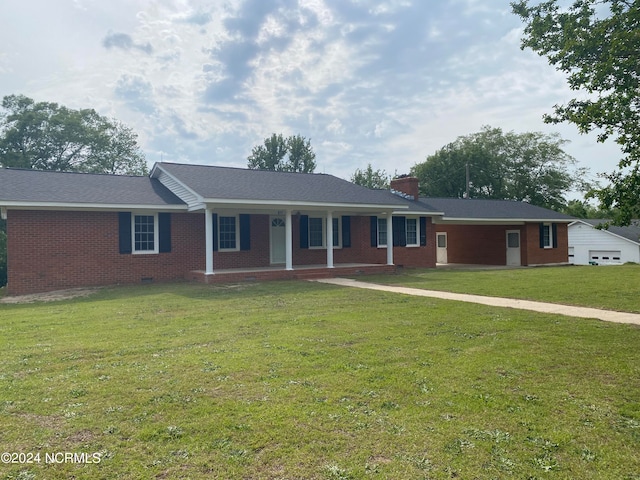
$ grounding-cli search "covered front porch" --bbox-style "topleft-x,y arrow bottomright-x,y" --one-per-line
188,263 -> 396,284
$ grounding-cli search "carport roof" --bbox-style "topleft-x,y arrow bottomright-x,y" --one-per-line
419,197 -> 575,222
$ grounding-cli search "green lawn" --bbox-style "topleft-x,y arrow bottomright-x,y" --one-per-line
1,280 -> 639,479
362,264 -> 640,313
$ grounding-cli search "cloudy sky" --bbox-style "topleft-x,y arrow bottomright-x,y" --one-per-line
0,0 -> 623,190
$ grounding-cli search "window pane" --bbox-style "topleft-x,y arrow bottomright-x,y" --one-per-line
134,215 -> 155,251
406,218 -> 417,245
378,218 -> 387,246
219,216 -> 236,249
507,232 -> 519,248
543,225 -> 551,247
332,217 -> 340,246
309,218 -> 323,247
437,234 -> 446,248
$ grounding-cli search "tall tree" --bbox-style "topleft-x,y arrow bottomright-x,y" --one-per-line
0,94 -> 147,175
351,163 -> 391,189
247,133 -> 316,173
512,0 -> 640,224
410,126 -> 580,210
285,134 -> 316,173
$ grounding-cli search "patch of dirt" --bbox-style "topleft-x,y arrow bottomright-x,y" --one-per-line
0,287 -> 100,304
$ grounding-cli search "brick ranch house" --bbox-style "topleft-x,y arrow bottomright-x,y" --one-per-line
0,163 -> 573,296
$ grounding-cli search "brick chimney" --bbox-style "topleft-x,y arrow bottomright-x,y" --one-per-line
390,176 -> 419,201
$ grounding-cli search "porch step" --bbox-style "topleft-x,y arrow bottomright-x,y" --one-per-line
187,265 -> 396,285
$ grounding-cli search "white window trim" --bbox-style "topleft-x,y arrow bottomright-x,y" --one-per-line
218,214 -> 240,252
542,222 -> 553,249
308,216 -> 342,250
406,217 -> 420,247
132,212 -> 159,255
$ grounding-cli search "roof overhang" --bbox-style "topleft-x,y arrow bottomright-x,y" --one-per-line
191,198 -> 411,214
0,201 -> 188,212
433,217 -> 574,225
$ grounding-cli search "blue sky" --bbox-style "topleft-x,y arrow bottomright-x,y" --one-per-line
0,0 -> 622,192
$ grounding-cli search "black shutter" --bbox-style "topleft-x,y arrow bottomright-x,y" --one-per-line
212,213 -> 218,252
240,214 -> 251,251
118,212 -> 132,254
370,216 -> 378,247
419,217 -> 427,246
342,216 -> 351,248
552,223 -> 558,248
158,213 -> 171,253
392,216 -> 406,247
300,215 -> 309,249
539,223 -> 545,249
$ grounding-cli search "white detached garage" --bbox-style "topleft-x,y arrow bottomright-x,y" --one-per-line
568,219 -> 640,265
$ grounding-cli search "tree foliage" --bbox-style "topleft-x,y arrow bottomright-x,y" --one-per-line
410,126 -> 580,210
0,95 -> 147,175
512,0 -> 640,224
351,163 -> 391,189
561,199 -> 617,219
247,133 -> 316,173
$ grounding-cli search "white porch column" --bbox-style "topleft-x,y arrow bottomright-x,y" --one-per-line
205,206 -> 214,275
285,209 -> 293,271
386,212 -> 394,265
326,211 -> 334,268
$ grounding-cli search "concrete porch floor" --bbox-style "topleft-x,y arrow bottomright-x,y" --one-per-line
188,263 -> 396,284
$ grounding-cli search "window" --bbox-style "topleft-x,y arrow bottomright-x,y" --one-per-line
507,232 -> 520,248
306,216 -> 341,248
406,218 -> 418,246
377,218 -> 388,246
133,214 -> 158,254
541,223 -> 552,248
309,217 -> 324,247
219,215 -> 238,250
377,217 -> 420,247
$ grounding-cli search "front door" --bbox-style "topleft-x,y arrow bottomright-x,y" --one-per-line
506,230 -> 521,266
436,232 -> 448,264
270,217 -> 286,264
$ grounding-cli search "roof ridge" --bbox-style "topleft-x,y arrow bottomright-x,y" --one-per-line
2,166 -> 147,179
158,162 -> 332,177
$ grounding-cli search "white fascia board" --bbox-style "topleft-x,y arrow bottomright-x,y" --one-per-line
0,201 -> 187,211
434,217 -> 573,224
199,198 -> 409,212
151,164 -> 204,206
393,209 -> 444,216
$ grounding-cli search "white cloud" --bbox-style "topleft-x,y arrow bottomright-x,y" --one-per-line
0,0 -> 624,183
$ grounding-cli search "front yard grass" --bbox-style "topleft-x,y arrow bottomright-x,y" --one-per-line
1,280 -> 639,479
363,264 -> 640,313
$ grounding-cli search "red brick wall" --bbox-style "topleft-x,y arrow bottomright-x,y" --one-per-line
6,211 -> 437,295
522,223 -> 569,265
7,210 -> 203,295
434,224 -> 517,265
433,223 -> 569,266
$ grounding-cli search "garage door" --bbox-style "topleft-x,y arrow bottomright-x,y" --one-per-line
589,250 -> 622,265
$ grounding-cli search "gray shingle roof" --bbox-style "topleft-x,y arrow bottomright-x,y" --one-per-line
0,168 -> 185,206
419,197 -> 575,221
580,219 -> 640,244
155,162 -> 412,207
